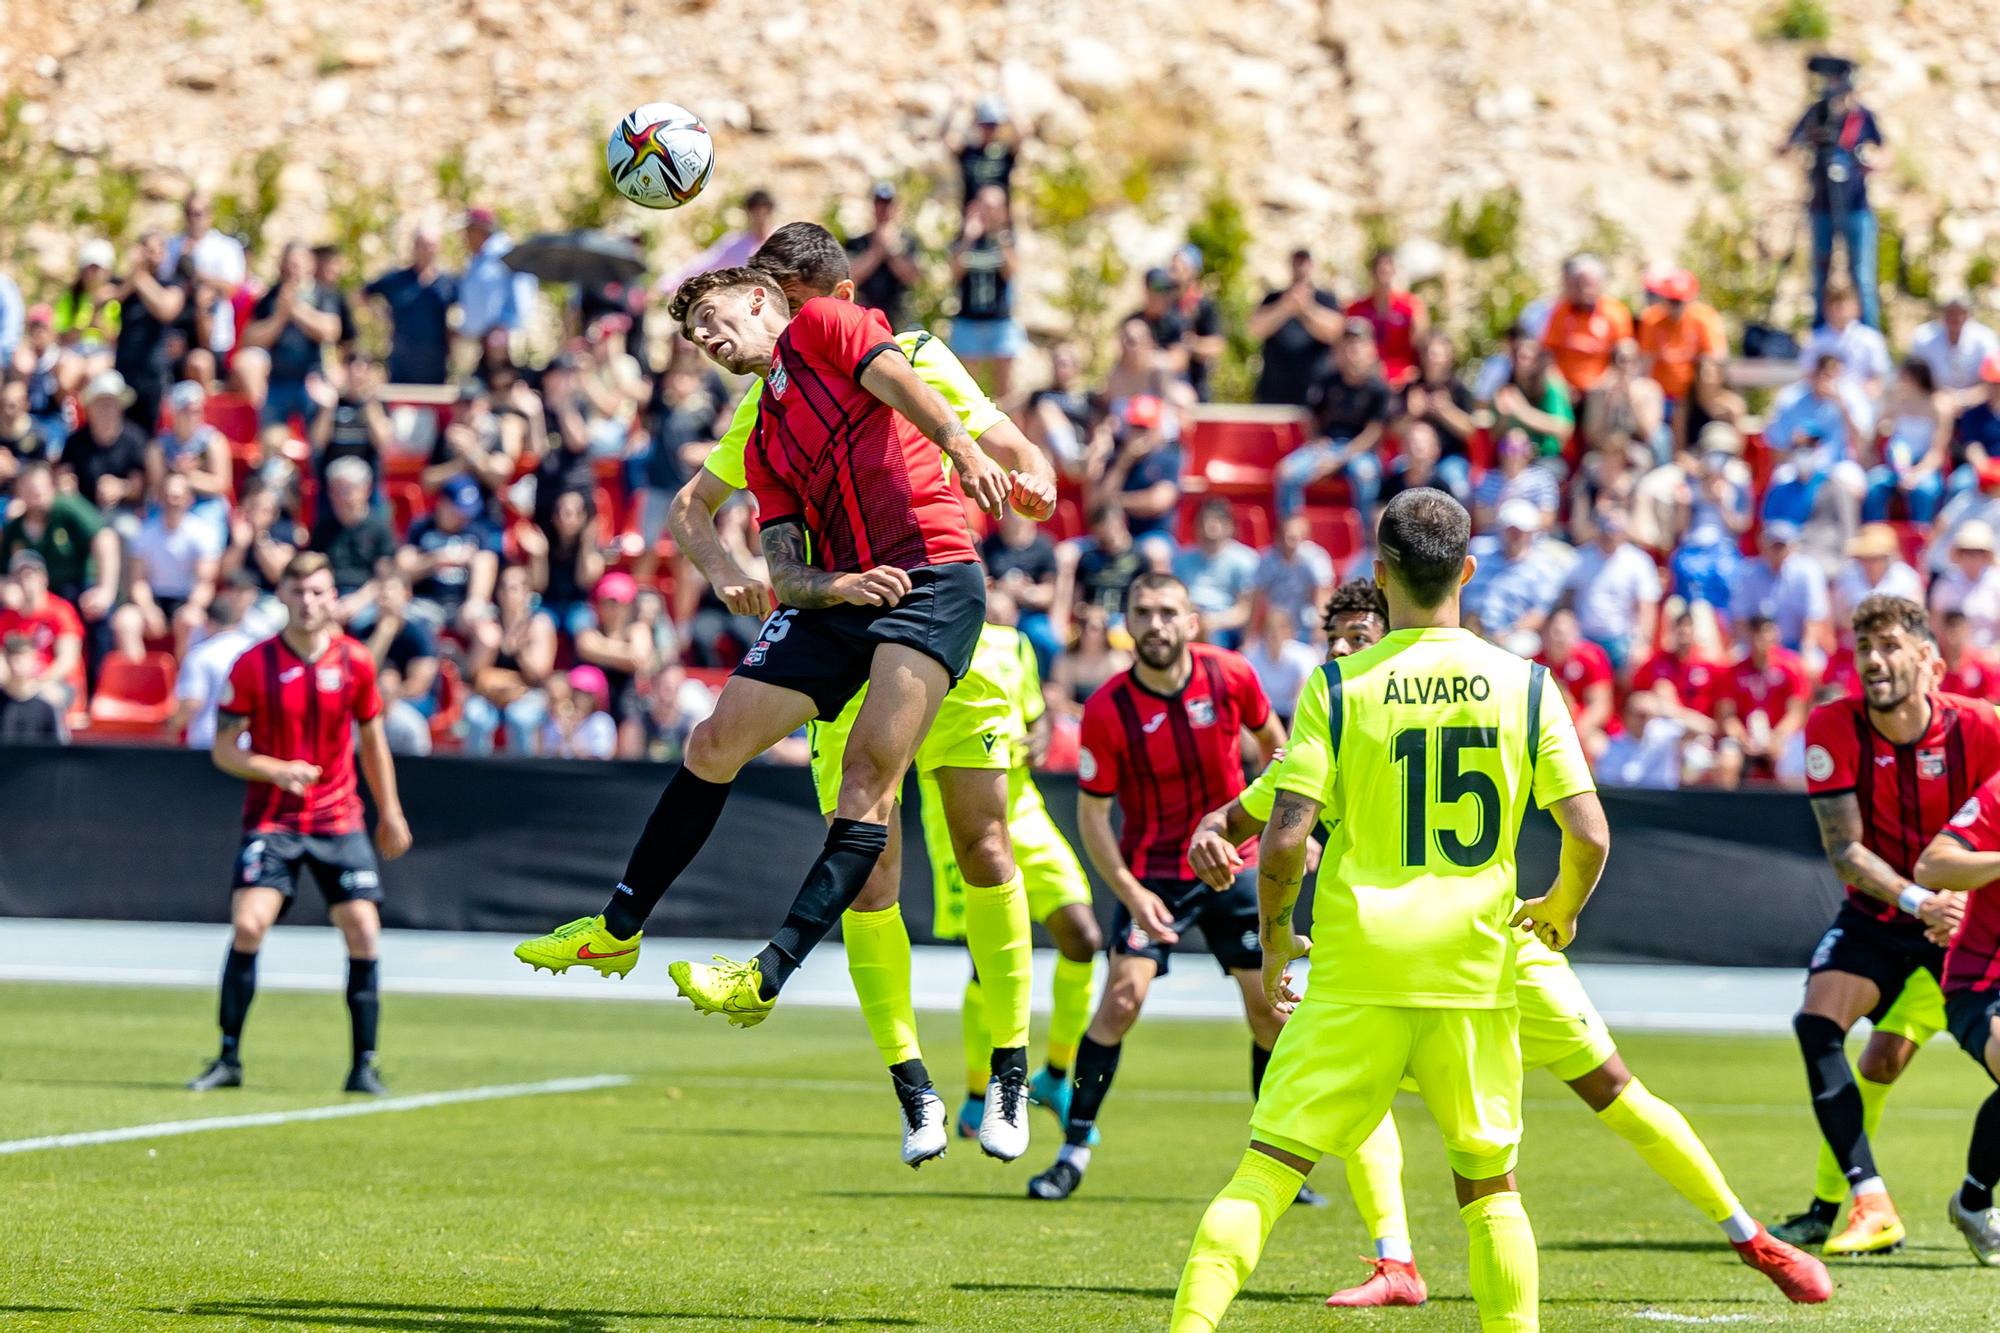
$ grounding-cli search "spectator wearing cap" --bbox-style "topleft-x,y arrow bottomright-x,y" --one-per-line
1635,268 -> 1725,408
664,190 -> 779,294
0,266 -> 20,368
1541,253 -> 1632,396
0,629 -> 66,743
240,241 -> 342,427
1344,248 -> 1427,388
0,550 -> 85,710
163,192 -> 247,292
845,182 -> 923,331
1933,520 -> 2000,647
108,230 -> 191,433
949,184 -> 1022,400
148,381 -> 233,544
1492,330 -> 1575,463
1249,248 -> 1343,407
1783,68 -> 1883,329
539,665 -> 620,760
1278,319 -> 1391,517
1464,499 -> 1575,640
1,463 -> 120,652
462,561 -> 559,757
0,378 -> 50,497
574,571 -> 656,760
63,371 -> 149,517
1252,513 -> 1335,644
1911,294 -> 2000,400
363,226 -> 458,386
1172,498 -> 1260,649
1832,522 -> 1924,631
1863,356 -> 1952,522
1132,266 -> 1193,382
1729,520 -> 1832,657
122,472 -> 222,658
1798,284 -> 1891,404
168,573 -> 261,749
1536,608 -> 1615,763
456,207 -> 538,346
55,239 -> 120,356
1718,614 -> 1811,782
1654,418 -> 1751,551
312,455 -> 397,626
948,95 -> 1021,206
1167,247 -> 1224,401
399,474 -> 501,635
1468,427 -> 1560,533
1558,498 -> 1661,675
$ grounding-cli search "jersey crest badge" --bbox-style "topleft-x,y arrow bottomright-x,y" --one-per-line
1954,797 -> 1982,828
318,667 -> 345,693
1803,744 -> 1833,782
1187,697 -> 1216,728
767,355 -> 789,400
1917,748 -> 1946,780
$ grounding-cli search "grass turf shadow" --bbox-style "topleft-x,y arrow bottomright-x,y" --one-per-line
149,1300 -> 919,1330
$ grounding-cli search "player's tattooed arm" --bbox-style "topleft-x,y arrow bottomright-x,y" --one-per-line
1811,792 -> 1914,908
1257,791 -> 1319,925
759,520 -> 848,610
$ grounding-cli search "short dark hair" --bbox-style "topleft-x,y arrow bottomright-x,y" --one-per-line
668,266 -> 789,334
1124,570 -> 1188,615
749,222 -> 851,297
1812,352 -> 1843,374
1944,610 -> 1970,628
1376,488 -> 1470,608
1852,594 -> 1931,642
282,551 -> 332,584
1321,577 -> 1386,635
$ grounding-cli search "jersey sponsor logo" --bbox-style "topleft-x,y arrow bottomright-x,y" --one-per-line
318,667 -> 344,693
340,869 -> 380,891
1076,747 -> 1098,782
767,355 -> 789,400
1874,754 -> 1896,768
1955,797 -> 1982,828
1804,744 -> 1834,782
1187,697 -> 1216,728
239,838 -> 266,884
1141,713 -> 1166,734
1918,748 -> 1947,780
1382,673 -> 1491,705
1240,930 -> 1259,958
280,666 -> 304,683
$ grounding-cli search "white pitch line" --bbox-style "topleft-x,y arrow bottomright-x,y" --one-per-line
0,1073 -> 631,1157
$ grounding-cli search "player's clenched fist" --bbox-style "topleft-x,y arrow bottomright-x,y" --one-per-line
1007,468 -> 1056,521
716,577 -> 774,618
1127,887 -> 1181,945
375,811 -> 413,862
271,761 -> 322,795
957,450 -> 1012,519
831,566 -> 913,607
1187,829 -> 1243,891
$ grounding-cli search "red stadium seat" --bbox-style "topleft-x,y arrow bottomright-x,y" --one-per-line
88,652 -> 177,736
203,392 -> 260,446
387,480 -> 429,537
1303,505 -> 1365,564
1049,497 -> 1085,543
1184,420 -> 1294,497
429,659 -> 465,751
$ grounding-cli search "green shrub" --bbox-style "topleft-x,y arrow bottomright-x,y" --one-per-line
1762,0 -> 1832,42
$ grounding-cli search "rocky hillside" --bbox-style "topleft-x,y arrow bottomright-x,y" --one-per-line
7,0 -> 1996,341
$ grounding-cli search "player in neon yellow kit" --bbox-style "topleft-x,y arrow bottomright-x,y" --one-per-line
1188,579 -> 1830,1313
661,222 -> 1044,1169
1171,490 -> 1611,1332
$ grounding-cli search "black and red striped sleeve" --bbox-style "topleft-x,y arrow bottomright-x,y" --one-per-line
1803,699 -> 1861,797
792,296 -> 901,382
1219,648 -> 1273,732
348,639 -> 382,724
1076,683 -> 1125,798
219,639 -> 264,720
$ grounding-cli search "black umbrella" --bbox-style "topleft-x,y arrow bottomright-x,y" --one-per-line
503,230 -> 647,286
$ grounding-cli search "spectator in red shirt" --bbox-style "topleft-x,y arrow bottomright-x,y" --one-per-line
1344,249 -> 1427,387
1718,615 -> 1811,780
0,550 -> 85,708
1633,605 -> 1726,727
1537,607 -> 1614,761
1940,610 -> 2000,701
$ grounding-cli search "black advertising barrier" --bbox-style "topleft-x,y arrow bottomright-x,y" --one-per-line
0,744 -> 1842,967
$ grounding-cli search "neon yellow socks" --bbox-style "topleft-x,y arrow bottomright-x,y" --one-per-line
1171,1148 -> 1304,1332
841,904 -> 921,1067
1345,1112 -> 1412,1254
1596,1077 -> 1741,1225
961,873 -> 1032,1050
1815,1074 -> 1891,1204
1046,954 -> 1093,1073
1460,1190 -> 1538,1332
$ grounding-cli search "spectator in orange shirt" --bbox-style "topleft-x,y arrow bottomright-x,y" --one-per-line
1541,253 -> 1632,397
1636,268 -> 1726,405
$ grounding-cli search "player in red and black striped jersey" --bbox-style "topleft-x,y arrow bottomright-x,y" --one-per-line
1912,772 -> 2000,1262
186,552 -> 412,1096
1025,572 -> 1288,1201
1786,594 -> 2000,1253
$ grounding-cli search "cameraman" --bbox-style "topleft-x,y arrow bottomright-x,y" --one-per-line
1781,56 -> 1883,330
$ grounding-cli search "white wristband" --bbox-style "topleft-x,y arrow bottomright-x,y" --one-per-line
1898,885 -> 1933,916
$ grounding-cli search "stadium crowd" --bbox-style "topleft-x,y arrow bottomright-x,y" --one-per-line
0,90 -> 1989,788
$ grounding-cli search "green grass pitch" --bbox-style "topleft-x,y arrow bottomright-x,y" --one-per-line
3,980 -> 1998,1330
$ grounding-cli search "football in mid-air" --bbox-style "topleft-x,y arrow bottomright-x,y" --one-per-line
605,103 -> 714,209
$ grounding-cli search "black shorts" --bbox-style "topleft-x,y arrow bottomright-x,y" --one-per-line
733,561 -> 986,720
234,830 -> 382,915
1807,902 -> 1943,1024
1947,989 -> 2000,1079
1109,870 -> 1263,977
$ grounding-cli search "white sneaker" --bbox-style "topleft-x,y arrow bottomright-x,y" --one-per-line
897,1084 -> 947,1168
978,1064 -> 1030,1161
1948,1190 -> 2000,1266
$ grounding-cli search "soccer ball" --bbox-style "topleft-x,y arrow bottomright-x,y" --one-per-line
605,103 -> 715,210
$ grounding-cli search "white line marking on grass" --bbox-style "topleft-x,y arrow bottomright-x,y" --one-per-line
0,1074 -> 631,1156
1632,1314 -> 1765,1324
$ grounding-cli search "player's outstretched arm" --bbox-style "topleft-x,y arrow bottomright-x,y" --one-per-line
1256,791 -> 1320,1011
210,715 -> 321,793
357,716 -> 412,861
1913,834 -> 2000,893
858,352 -> 1011,518
1512,789 -> 1610,951
668,469 -> 771,618
758,519 -> 909,611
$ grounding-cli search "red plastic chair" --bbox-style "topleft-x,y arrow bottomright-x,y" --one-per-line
388,480 -> 429,537
1184,420 -> 1292,497
1303,506 -> 1365,564
88,652 -> 178,735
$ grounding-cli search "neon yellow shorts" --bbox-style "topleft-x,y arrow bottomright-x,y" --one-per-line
1876,965 -> 1948,1047
1252,999 -> 1523,1181
1516,937 -> 1619,1082
808,673 -> 1012,816
922,765 -> 1092,939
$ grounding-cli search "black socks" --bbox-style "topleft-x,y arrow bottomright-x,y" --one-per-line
1065,1036 -> 1122,1147
603,766 -> 735,940
1964,1091 -> 2000,1213
346,958 -> 380,1067
1251,1041 -> 1273,1097
218,948 -> 257,1061
753,818 -> 890,999
1794,1013 -> 1877,1186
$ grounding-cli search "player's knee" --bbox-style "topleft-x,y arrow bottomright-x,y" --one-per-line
1056,916 -> 1102,961
955,828 -> 1014,887
683,717 -> 749,781
1097,981 -> 1145,1035
835,753 -> 903,823
1856,1040 -> 1913,1084
230,915 -> 270,950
